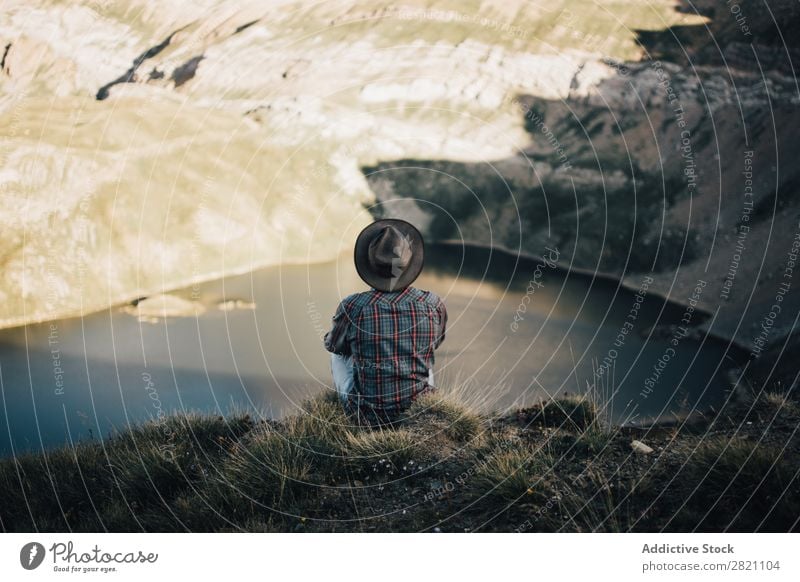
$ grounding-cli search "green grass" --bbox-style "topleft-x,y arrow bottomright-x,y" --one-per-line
405,392 -> 483,443
747,389 -> 800,422
518,394 -> 598,431
345,429 -> 422,474
1,385 -> 798,533
474,445 -> 558,505
282,392 -> 354,463
653,437 -> 800,532
220,429 -> 315,506
555,470 -> 641,533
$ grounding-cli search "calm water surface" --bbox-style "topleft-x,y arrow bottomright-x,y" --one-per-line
0,243 -> 740,455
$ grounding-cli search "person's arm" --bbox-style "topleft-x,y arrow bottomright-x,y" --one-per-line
324,300 -> 352,355
434,297 -> 447,349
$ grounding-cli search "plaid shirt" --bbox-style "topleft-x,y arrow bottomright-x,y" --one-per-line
324,286 -> 447,415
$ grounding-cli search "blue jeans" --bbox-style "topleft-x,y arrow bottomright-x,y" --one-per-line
330,353 -> 356,404
330,353 -> 434,404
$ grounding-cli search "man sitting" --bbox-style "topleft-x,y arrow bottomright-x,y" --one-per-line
324,219 -> 447,424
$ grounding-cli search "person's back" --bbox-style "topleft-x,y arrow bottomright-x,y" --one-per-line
324,219 -> 447,422
326,286 -> 446,417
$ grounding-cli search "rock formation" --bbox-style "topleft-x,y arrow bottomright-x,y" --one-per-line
0,0 -> 796,354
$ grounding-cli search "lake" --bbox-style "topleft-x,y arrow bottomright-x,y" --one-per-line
0,243 -> 742,456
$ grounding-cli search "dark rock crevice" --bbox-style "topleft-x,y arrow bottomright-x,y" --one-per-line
95,17 -> 263,99
0,42 -> 11,73
96,28 -> 184,100
234,19 -> 260,35
171,55 -> 204,87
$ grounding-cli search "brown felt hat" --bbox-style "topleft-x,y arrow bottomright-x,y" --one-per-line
354,219 -> 424,292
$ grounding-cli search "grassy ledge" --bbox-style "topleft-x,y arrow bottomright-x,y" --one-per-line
1,381 -> 798,532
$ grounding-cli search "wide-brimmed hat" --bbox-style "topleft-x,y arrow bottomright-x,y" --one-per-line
354,219 -> 424,292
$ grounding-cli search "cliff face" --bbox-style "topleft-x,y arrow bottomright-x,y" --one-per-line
1,0 -> 794,351
0,0 -> 699,328
364,0 -> 800,350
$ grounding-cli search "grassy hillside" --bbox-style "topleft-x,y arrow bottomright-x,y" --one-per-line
2,372 -> 798,533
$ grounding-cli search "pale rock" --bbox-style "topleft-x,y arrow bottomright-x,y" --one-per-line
123,294 -> 205,320
631,440 -> 654,455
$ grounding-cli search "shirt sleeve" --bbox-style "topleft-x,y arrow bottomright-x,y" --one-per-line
324,299 -> 352,355
434,297 -> 447,349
